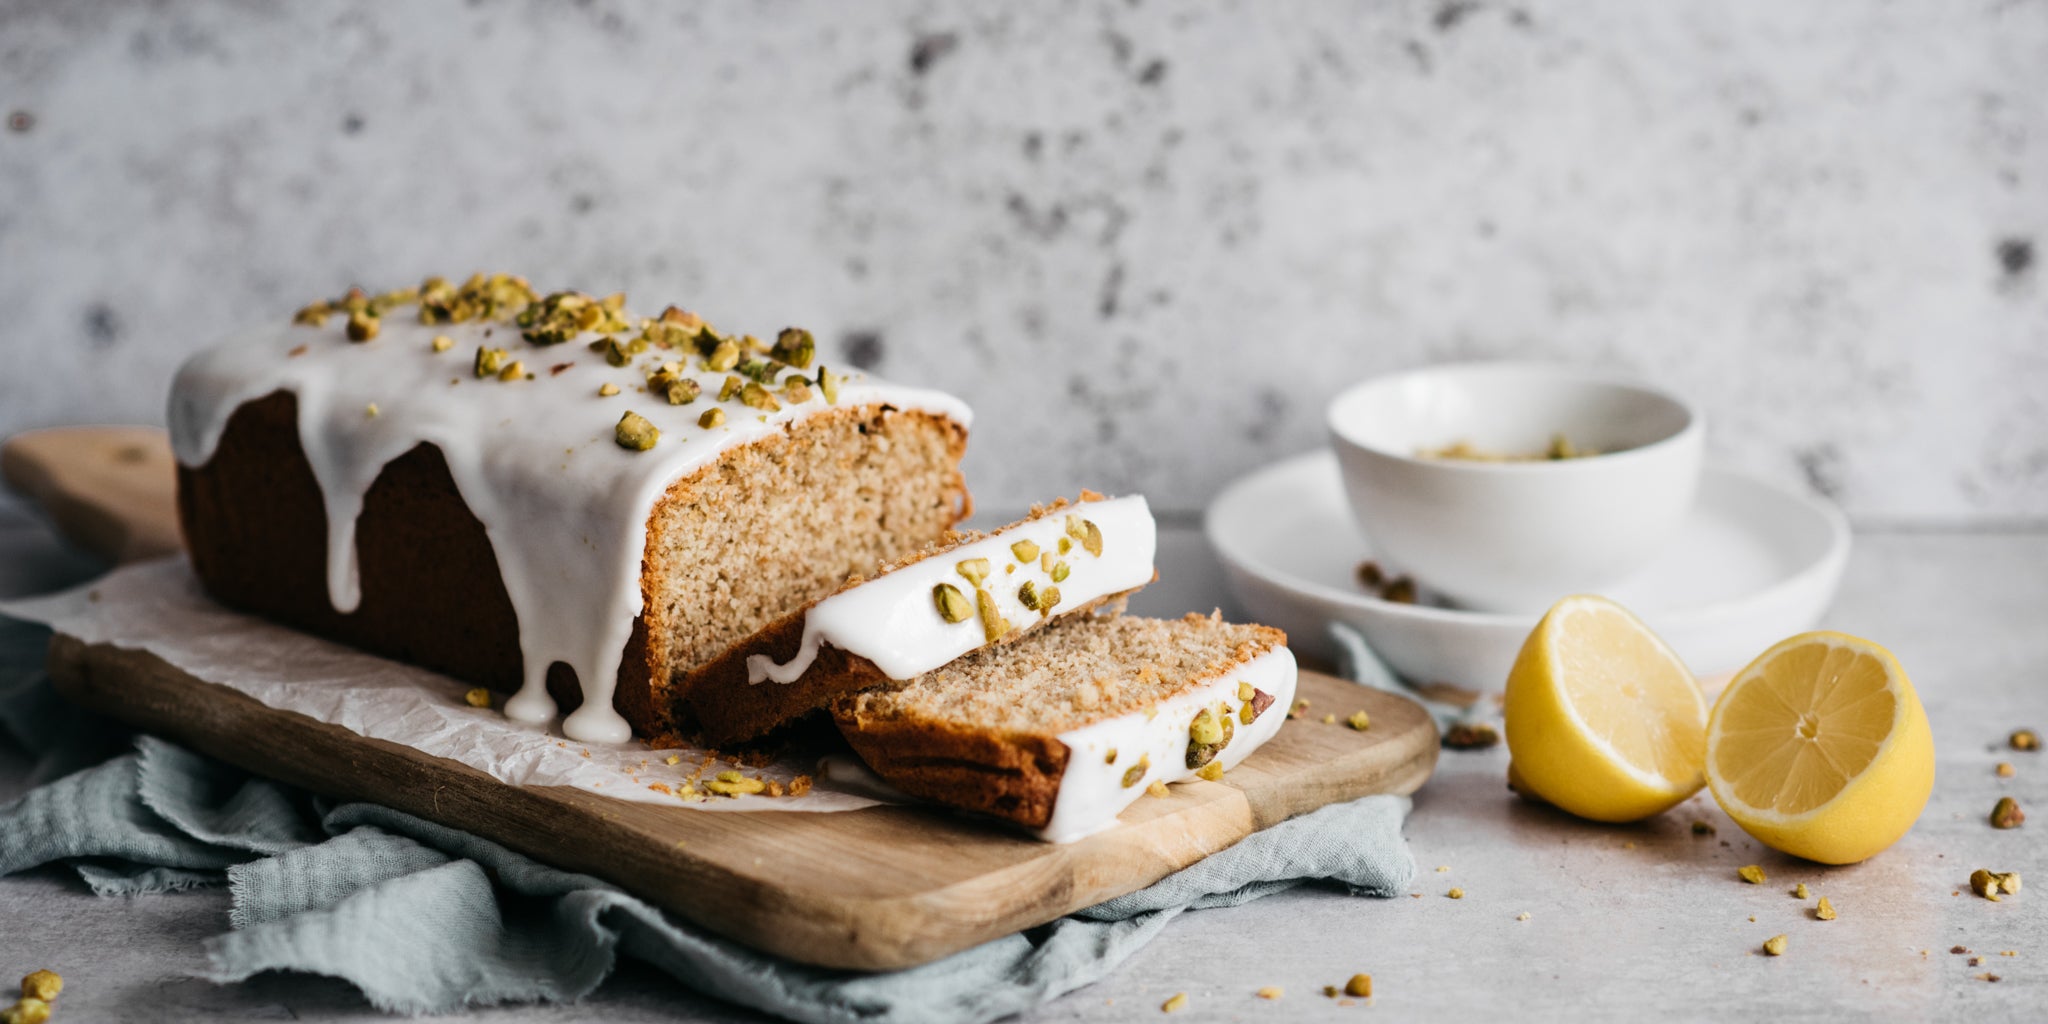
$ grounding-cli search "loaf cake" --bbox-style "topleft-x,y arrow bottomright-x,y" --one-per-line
170,275 -> 971,744
834,612 -> 1296,841
681,492 -> 1158,745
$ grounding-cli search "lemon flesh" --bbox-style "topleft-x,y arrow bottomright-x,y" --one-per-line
1705,631 -> 1933,864
1503,595 -> 1708,822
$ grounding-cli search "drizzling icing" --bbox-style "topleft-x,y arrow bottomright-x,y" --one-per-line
168,306 -> 972,744
1038,647 -> 1298,843
747,495 -> 1157,685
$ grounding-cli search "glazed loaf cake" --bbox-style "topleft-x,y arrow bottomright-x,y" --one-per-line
171,275 -> 971,744
684,493 -> 1159,746
834,612 -> 1296,841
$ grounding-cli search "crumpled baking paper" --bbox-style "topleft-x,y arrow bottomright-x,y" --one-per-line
0,557 -> 887,812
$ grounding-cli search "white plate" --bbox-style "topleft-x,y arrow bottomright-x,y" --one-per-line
1205,451 -> 1850,689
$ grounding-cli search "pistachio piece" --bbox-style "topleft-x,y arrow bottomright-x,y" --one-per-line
738,381 -> 781,412
464,688 -> 492,708
932,582 -> 972,623
498,359 -> 526,381
1971,869 -> 2004,900
1017,580 -> 1041,611
1037,584 -> 1060,611
1105,748 -> 1117,764
21,970 -> 62,1002
346,309 -> 380,342
1991,796 -> 2025,829
817,365 -> 842,404
770,327 -> 815,369
782,377 -> 815,404
1040,552 -> 1055,574
1011,539 -> 1041,563
976,587 -> 1010,642
703,770 -> 767,797
705,338 -> 741,372
1345,974 -> 1373,998
1189,709 -> 1224,746
956,558 -> 991,585
293,301 -> 331,327
473,346 -> 509,378
1815,896 -> 1836,921
1063,515 -> 1103,556
1738,864 -> 1766,885
1347,710 -> 1372,731
614,410 -> 659,451
719,375 -> 744,401
1195,761 -> 1225,782
1050,560 -> 1070,583
430,334 -> 453,352
1237,681 -> 1255,701
698,407 -> 726,429
1763,934 -> 1788,956
1120,754 -> 1150,788
1793,883 -> 1810,900
1186,706 -> 1235,769
598,382 -> 621,397
1057,537 -> 1072,555
2013,728 -> 2041,751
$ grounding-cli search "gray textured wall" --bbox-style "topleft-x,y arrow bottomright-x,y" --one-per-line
2,0 -> 2044,523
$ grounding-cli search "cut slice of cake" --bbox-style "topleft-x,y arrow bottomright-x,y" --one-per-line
833,612 -> 1296,842
682,493 -> 1158,746
171,275 -> 971,744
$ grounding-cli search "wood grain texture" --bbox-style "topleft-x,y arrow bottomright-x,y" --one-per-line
47,635 -> 1435,970
11,423 -> 1441,969
1,426 -> 179,563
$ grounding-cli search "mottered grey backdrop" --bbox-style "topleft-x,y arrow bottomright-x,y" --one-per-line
1,0 -> 2044,525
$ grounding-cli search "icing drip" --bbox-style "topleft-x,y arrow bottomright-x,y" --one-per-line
1037,647 -> 1299,843
747,495 -> 1157,685
169,312 -> 972,744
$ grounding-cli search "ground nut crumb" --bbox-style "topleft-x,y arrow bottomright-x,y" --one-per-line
1739,865 -> 1766,884
1344,973 -> 1373,997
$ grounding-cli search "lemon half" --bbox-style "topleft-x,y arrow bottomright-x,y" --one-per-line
1503,595 -> 1709,822
1704,631 -> 1933,864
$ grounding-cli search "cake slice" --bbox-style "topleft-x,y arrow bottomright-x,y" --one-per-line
681,493 -> 1157,746
833,612 -> 1296,842
171,275 -> 971,744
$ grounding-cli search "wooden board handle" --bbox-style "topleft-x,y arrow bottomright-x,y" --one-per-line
1,426 -> 181,564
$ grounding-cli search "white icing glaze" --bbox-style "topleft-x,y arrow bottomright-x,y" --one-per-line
1036,646 -> 1299,843
168,310 -> 972,744
747,495 -> 1157,685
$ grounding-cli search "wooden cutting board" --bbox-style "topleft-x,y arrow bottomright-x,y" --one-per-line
3,426 -> 1439,971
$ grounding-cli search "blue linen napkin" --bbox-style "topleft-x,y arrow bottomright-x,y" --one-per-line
0,615 -> 1416,1022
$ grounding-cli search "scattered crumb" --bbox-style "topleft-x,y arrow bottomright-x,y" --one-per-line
647,782 -> 672,795
1443,721 -> 1500,750
1763,934 -> 1788,956
1255,986 -> 1283,1000
1322,714 -> 1337,725
2001,951 -> 2017,957
1952,946 -> 1971,955
1990,796 -> 2024,829
1997,762 -> 2016,778
1691,821 -> 1716,837
2012,728 -> 2039,751
664,754 -> 682,766
1160,992 -> 1187,1013
580,749 -> 592,759
1516,911 -> 1531,921
1969,956 -> 1984,967
1322,985 -> 1339,998
1623,841 -> 1636,851
1146,780 -> 1170,798
1748,915 -> 1756,923
1347,710 -> 1372,731
1447,887 -> 1465,899
463,687 -> 492,708
1739,865 -> 1766,885
1436,865 -> 1451,873
1815,896 -> 1836,921
1793,883 -> 1810,899
1345,974 -> 1373,998
1975,973 -> 2002,983
21,971 -> 61,1002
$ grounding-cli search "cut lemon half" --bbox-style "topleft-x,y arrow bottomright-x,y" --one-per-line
1704,632 -> 1933,864
1503,595 -> 1708,822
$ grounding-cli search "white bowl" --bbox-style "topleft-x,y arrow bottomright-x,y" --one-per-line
1206,452 -> 1849,687
1327,362 -> 1705,612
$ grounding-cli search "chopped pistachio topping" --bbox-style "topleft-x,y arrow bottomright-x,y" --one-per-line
1347,710 -> 1371,731
517,290 -> 629,345
1815,896 -> 1836,920
346,309 -> 380,342
932,582 -> 972,623
1063,516 -> 1104,556
1050,560 -> 1070,583
1017,580 -> 1042,611
782,377 -> 815,404
1037,584 -> 1060,610
430,334 -> 453,352
770,327 -> 816,369
976,587 -> 1010,642
22,970 -> 63,1002
474,346 -> 509,378
614,410 -> 659,451
698,407 -> 726,429
1195,761 -> 1225,782
1793,883 -> 1810,899
1121,754 -> 1150,788
1991,796 -> 2025,828
418,272 -> 536,324
1190,708 -> 1225,746
498,359 -> 526,382
1762,934 -> 1788,956
705,338 -> 741,372
1105,748 -> 1117,764
293,301 -> 331,326
704,772 -> 767,797
1146,779 -> 1170,797
1237,681 -> 1255,701
1738,864 -> 1766,885
1058,537 -> 1072,555
1239,701 -> 1256,725
648,364 -> 702,405
719,375 -> 744,401
736,357 -> 784,384
1011,539 -> 1041,563
464,687 -> 491,708
364,403 -> 380,418
2013,728 -> 2040,751
738,381 -> 781,412
598,382 -> 621,397
817,365 -> 843,404
956,558 -> 991,584
1447,887 -> 1465,899
1161,992 -> 1187,1014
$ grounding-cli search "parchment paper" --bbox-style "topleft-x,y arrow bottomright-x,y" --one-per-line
0,558 -> 888,811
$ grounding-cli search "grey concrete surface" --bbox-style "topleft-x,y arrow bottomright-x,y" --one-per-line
1,490 -> 2042,1021
2,1 -> 2046,523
